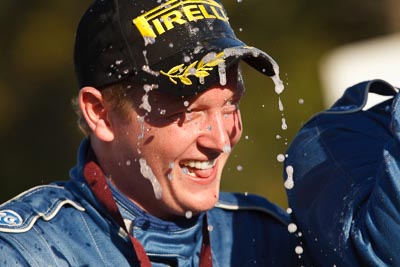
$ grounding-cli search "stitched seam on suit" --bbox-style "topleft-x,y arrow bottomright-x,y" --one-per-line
79,212 -> 108,265
33,225 -> 60,267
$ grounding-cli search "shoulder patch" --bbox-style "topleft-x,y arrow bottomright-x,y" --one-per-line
0,185 -> 85,233
0,210 -> 23,227
215,192 -> 289,225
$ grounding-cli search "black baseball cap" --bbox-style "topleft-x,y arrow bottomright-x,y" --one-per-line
74,0 -> 278,96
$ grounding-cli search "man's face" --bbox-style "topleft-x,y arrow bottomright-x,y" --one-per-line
107,68 -> 244,219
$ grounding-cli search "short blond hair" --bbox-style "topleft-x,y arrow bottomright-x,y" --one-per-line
72,82 -> 140,136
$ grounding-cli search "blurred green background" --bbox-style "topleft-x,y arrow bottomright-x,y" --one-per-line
0,0 -> 399,207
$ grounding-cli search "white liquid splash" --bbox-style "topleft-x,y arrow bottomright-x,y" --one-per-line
143,37 -> 156,46
288,223 -> 298,233
281,118 -> 288,130
185,211 -> 193,219
269,59 -> 285,95
137,116 -> 145,140
140,93 -> 151,113
139,84 -> 156,112
278,97 -> 284,112
218,61 -> 227,86
139,158 -> 162,200
142,50 -> 159,77
295,246 -> 304,255
277,154 -> 286,163
284,165 -> 294,190
223,144 -> 232,153
167,172 -> 173,181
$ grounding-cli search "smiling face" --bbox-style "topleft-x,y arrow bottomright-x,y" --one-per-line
101,67 -> 244,219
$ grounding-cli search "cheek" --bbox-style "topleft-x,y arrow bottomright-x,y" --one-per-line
142,125 -> 193,156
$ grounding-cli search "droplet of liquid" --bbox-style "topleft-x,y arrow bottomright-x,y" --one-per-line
236,165 -> 243,171
288,223 -> 297,233
223,145 -> 232,153
278,97 -> 284,112
182,167 -> 189,175
277,154 -> 286,162
281,118 -> 288,130
295,246 -> 304,255
185,211 -> 193,219
284,165 -> 294,190
218,62 -> 227,86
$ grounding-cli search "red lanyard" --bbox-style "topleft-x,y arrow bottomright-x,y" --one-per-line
83,155 -> 212,267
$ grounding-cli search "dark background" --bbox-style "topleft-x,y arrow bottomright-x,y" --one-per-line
0,0 -> 399,207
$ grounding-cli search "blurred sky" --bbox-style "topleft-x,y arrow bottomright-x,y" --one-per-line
0,0 -> 398,207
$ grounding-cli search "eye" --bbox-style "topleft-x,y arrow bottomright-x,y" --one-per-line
184,108 -> 205,122
165,111 -> 186,123
222,99 -> 240,115
162,108 -> 202,125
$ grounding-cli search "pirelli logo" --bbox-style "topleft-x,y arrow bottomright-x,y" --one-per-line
133,0 -> 229,38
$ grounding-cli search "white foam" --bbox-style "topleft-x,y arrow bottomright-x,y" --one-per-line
139,158 -> 162,200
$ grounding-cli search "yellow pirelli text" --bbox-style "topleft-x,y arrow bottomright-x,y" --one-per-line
132,0 -> 229,38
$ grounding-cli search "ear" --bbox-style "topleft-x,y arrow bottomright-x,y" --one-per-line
79,87 -> 115,142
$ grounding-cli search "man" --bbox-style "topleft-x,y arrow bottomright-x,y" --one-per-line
0,0 -> 303,266
285,79 -> 400,266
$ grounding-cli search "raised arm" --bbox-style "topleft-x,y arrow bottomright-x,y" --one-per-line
285,80 -> 400,266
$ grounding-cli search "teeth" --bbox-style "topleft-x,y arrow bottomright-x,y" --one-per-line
181,159 -> 216,170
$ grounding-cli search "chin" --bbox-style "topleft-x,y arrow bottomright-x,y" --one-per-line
186,190 -> 220,213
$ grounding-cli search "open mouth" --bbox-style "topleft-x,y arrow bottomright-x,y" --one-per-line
180,159 -> 217,178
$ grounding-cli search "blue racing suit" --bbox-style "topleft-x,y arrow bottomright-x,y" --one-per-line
0,140 -> 304,266
285,79 -> 400,266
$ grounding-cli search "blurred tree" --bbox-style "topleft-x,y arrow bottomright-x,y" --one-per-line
386,0 -> 400,31
0,0 -> 90,202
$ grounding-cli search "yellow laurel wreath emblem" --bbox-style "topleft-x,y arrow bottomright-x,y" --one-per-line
160,52 -> 225,86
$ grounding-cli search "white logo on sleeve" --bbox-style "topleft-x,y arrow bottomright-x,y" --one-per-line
0,210 -> 23,227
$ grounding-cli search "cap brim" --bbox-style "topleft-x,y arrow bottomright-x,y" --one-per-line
206,37 -> 276,76
134,37 -> 277,96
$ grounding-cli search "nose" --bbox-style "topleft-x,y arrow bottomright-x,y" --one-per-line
197,111 -> 231,153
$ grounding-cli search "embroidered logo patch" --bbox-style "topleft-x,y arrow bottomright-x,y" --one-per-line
132,0 -> 228,39
160,51 -> 225,85
0,210 -> 23,227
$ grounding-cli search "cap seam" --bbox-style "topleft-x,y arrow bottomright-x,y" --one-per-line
115,0 -> 137,73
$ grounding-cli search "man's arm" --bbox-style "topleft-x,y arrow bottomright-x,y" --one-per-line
285,80 -> 400,266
